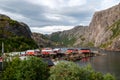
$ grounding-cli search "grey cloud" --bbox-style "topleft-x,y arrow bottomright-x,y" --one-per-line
0,0 -> 114,28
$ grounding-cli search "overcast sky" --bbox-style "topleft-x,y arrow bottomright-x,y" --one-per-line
0,0 -> 119,34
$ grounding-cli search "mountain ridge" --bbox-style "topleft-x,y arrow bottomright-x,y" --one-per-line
49,3 -> 120,50
0,14 -> 38,53
0,14 -> 32,39
1,3 -> 120,51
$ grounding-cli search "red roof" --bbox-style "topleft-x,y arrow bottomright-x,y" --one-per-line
0,57 -> 3,62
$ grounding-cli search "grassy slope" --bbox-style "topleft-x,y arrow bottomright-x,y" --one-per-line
50,33 -> 76,47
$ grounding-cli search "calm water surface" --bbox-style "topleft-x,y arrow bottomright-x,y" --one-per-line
76,50 -> 120,80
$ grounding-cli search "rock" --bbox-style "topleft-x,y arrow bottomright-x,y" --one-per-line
0,14 -> 32,38
49,26 -> 88,47
0,14 -> 38,52
32,32 -> 57,48
88,3 -> 120,46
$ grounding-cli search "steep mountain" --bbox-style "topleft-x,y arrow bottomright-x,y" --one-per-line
87,3 -> 120,50
49,3 -> 120,50
0,14 -> 38,53
49,26 -> 88,47
0,14 -> 32,38
32,33 -> 58,48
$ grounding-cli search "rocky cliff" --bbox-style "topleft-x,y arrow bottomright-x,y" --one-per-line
87,3 -> 120,50
49,3 -> 120,50
0,14 -> 32,38
0,14 -> 38,53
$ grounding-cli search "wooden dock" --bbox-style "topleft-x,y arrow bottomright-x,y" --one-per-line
38,51 -> 105,62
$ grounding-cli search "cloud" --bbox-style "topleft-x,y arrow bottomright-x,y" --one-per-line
68,0 -> 87,7
26,0 -> 87,9
0,9 -> 25,20
26,0 -> 59,9
100,0 -> 120,10
0,0 -> 119,34
30,26 -> 74,34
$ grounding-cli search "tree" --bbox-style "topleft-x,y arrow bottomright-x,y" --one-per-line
104,73 -> 116,80
2,57 -> 49,80
49,61 -> 116,80
2,57 -> 21,80
2,58 -> 116,80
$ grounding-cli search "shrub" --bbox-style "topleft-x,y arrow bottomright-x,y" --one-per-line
49,61 -> 115,80
2,57 -> 49,80
104,73 -> 116,80
2,58 -> 116,80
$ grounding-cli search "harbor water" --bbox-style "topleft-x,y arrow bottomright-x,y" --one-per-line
76,50 -> 120,80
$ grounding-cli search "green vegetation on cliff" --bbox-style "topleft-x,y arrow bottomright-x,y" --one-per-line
50,33 -> 60,42
100,41 -> 112,48
0,36 -> 38,53
9,19 -> 18,26
50,33 -> 76,47
110,20 -> 120,39
100,20 -> 120,48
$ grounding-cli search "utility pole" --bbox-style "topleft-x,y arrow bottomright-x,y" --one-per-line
2,42 -> 4,55
2,42 -> 4,70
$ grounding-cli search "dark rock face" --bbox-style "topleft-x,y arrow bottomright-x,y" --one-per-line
0,14 -> 38,53
7,22 -> 32,38
32,33 -> 56,48
0,14 -> 32,38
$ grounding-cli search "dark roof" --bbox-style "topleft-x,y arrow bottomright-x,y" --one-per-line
80,49 -> 90,50
42,58 -> 54,66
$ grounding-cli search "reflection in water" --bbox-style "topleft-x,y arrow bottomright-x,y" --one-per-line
81,57 -> 90,62
76,51 -> 120,80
